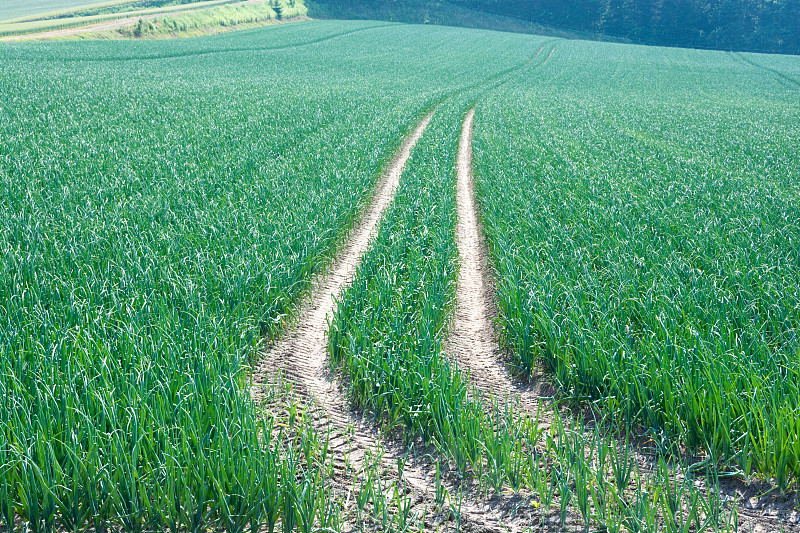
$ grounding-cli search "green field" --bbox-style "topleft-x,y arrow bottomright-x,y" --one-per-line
1,18 -> 799,533
0,0 -> 107,22
474,42 -> 800,487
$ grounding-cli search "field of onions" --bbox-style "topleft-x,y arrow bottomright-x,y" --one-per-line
473,41 -> 800,488
1,16 -> 799,533
0,21 -> 543,531
328,91 -> 540,495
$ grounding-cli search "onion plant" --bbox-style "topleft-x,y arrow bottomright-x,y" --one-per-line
0,21 -> 545,530
473,38 -> 800,485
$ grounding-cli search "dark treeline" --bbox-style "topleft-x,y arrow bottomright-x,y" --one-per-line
308,0 -> 800,54
466,0 -> 800,53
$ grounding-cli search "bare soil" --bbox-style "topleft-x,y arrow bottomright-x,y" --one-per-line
446,107 -> 558,410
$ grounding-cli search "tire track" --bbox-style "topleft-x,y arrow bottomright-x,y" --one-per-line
446,41 -> 562,428
250,110 -> 549,532
16,22 -> 398,62
252,107 -> 433,415
448,106 -> 799,533
250,110 -> 438,526
727,51 -> 800,90
446,107 -> 553,418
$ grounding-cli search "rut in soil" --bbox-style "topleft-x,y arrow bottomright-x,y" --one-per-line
446,107 -> 553,417
250,110 -> 545,532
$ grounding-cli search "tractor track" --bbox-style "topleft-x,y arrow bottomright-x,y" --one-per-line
2,20 -> 398,63
727,51 -> 800,90
250,110 -> 565,532
446,106 -> 560,424
248,42 -> 577,532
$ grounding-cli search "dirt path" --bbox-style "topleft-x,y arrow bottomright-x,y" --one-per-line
252,109 -> 433,447
252,109 -> 433,433
444,48 -> 563,431
447,107 -> 558,418
448,107 -> 799,532
0,0 -> 268,41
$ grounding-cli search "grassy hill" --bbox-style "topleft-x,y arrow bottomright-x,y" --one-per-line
0,0 -> 238,24
0,0 -> 306,40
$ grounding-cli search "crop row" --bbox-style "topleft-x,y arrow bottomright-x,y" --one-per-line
0,22 -> 546,531
328,55 -> 747,532
473,39 -> 800,486
2,20 -> 799,531
328,92 -> 522,487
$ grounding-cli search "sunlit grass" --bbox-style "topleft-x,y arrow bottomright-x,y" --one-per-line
474,39 -> 800,487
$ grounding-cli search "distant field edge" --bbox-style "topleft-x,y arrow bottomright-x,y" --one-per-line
0,0 -> 309,41
1,0 -> 150,24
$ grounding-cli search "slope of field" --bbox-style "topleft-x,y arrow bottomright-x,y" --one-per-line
473,40 -> 800,488
328,37 -> 799,530
327,45 -> 556,498
0,19 -> 416,531
2,17 -> 800,533
0,20 -> 551,531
